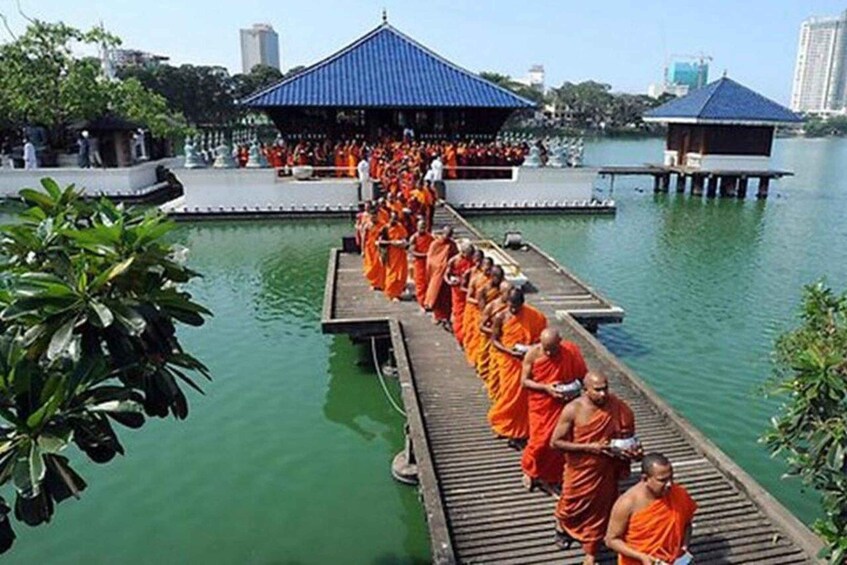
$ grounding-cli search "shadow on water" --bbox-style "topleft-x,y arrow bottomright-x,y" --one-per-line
597,324 -> 652,360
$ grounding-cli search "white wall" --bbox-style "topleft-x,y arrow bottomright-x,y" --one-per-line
0,159 -> 175,196
686,153 -> 771,172
174,169 -> 360,212
445,167 -> 597,207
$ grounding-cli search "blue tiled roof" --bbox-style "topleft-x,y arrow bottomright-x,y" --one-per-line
643,78 -> 802,124
242,23 -> 535,109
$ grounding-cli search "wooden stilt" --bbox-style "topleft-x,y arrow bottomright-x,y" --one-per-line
719,176 -> 739,198
659,174 -> 670,193
706,176 -> 718,198
676,174 -> 686,193
691,175 -> 704,196
757,177 -> 770,199
737,177 -> 748,199
653,175 -> 661,193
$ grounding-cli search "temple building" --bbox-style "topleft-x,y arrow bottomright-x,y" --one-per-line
241,19 -> 535,139
641,77 -> 803,198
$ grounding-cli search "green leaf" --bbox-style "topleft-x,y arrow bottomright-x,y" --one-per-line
89,300 -> 114,328
87,400 -> 143,414
18,189 -> 55,211
36,434 -> 69,454
47,316 -> 78,361
39,178 -> 62,201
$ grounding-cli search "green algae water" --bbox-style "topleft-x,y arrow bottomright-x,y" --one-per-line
4,137 -> 845,562
5,220 -> 430,564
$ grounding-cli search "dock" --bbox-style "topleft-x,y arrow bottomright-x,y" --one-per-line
598,165 -> 792,199
321,205 -> 823,563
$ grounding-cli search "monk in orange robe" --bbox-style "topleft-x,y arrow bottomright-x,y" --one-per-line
347,143 -> 358,178
606,453 -> 697,565
377,212 -> 409,301
333,144 -> 345,177
362,214 -> 385,291
461,253 -> 491,357
408,220 -> 434,308
487,287 -> 547,441
424,226 -> 458,324
444,242 -> 476,344
551,372 -> 639,563
476,275 -> 511,396
520,328 -> 588,491
445,144 -> 458,180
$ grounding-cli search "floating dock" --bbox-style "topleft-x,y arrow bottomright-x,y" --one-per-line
321,205 -> 822,563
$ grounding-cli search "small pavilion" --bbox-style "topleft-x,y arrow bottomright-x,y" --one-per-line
641,77 -> 803,198
241,18 -> 535,140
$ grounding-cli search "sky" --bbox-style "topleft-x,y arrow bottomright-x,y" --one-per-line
0,0 -> 845,105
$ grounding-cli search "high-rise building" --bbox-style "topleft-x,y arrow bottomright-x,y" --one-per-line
240,23 -> 280,73
669,62 -> 709,91
791,11 -> 847,114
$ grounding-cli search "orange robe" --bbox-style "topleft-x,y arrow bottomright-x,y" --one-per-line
461,270 -> 487,361
520,340 -> 587,485
448,257 -> 474,344
347,151 -> 357,178
362,221 -> 385,290
555,395 -> 635,556
334,149 -> 345,177
382,224 -> 409,300
487,304 -> 548,438
411,233 -> 434,307
618,485 -> 697,565
424,237 -> 457,321
476,291 -> 505,397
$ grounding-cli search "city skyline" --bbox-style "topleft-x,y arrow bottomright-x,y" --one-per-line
2,0 -> 847,104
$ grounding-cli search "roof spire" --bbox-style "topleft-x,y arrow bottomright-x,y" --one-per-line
382,8 -> 388,23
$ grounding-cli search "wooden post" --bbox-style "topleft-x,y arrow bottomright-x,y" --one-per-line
737,177 -> 749,199
653,175 -> 661,193
675,174 -> 686,193
706,176 -> 718,198
719,176 -> 738,198
659,174 -> 670,193
757,177 -> 771,199
691,175 -> 704,196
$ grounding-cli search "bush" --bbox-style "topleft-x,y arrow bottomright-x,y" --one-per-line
762,282 -> 847,562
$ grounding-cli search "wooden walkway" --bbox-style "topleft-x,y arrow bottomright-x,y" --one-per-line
321,206 -> 823,564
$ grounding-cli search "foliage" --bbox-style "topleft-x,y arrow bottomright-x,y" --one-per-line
0,179 -> 212,554
119,63 -> 285,127
804,115 -> 847,138
0,19 -> 186,143
762,282 -> 847,562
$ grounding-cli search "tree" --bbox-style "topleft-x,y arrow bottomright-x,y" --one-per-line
762,282 -> 847,562
0,19 -> 186,144
0,180 -> 212,554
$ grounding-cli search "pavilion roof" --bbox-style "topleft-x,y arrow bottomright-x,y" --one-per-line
643,77 -> 802,126
241,23 -> 536,109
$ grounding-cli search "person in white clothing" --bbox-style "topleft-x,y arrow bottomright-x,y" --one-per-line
23,138 -> 37,170
429,155 -> 444,182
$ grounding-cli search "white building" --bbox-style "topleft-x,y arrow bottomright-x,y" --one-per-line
514,64 -> 545,93
790,11 -> 847,114
240,23 -> 281,73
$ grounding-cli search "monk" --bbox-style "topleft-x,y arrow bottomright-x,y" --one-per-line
487,287 -> 548,442
476,276 -> 510,397
377,212 -> 409,301
408,220 -> 434,309
461,252 -> 490,359
424,226 -> 458,325
361,212 -> 385,291
606,453 -> 697,565
520,328 -> 588,491
444,241 -> 476,344
551,372 -> 640,564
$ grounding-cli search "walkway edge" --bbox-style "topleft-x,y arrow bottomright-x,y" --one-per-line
557,313 -> 826,562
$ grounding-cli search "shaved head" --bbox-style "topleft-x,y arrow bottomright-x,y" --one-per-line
583,372 -> 609,406
540,328 -> 561,357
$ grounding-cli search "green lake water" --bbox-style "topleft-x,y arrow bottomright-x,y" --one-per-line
5,137 -> 846,563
